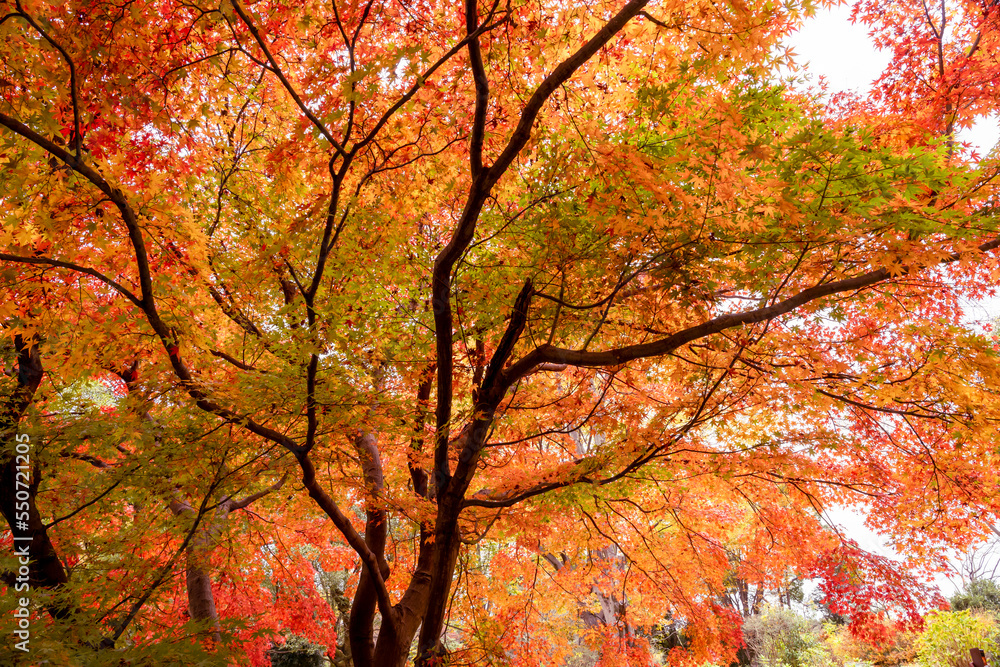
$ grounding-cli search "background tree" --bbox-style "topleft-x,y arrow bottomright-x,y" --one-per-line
952,580 -> 1000,613
0,332 -> 342,662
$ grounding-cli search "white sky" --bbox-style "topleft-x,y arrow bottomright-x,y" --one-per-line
790,4 -> 891,95
784,4 -> 1000,599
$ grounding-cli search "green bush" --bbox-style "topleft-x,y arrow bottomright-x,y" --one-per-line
916,609 -> 998,667
268,634 -> 326,667
953,580 -> 1000,614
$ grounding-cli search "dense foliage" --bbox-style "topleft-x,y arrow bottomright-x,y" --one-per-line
3,0 -> 1000,665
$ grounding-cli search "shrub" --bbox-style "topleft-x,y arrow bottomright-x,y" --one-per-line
267,634 -> 326,667
742,605 -> 835,667
916,610 -> 998,667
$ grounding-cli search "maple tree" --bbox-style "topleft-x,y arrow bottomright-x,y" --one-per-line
851,0 -> 1000,153
3,0 -> 1000,665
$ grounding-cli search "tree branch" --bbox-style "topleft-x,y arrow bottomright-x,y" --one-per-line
349,429 -> 393,665
353,15 -> 508,152
479,279 -> 534,399
226,473 -> 288,510
230,0 -> 346,156
207,283 -> 262,337
46,475 -> 129,529
0,110 -> 155,307
497,235 -> 1000,393
428,0 -> 650,498
13,1 -> 83,159
0,253 -> 142,308
104,480 -> 220,648
209,349 -> 262,373
1,95 -> 310,458
410,372 -> 433,499
465,0 -> 492,179
486,0 -> 650,183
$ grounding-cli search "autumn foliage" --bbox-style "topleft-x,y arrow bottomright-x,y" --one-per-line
2,0 -> 1000,665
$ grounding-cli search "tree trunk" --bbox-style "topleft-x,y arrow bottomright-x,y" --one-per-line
185,559 -> 222,640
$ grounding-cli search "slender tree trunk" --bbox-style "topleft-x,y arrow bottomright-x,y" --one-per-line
169,480 -> 285,644
348,431 -> 390,667
168,497 -> 223,641
185,557 -> 222,640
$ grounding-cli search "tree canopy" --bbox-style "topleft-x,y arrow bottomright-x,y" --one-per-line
2,0 -> 1000,665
